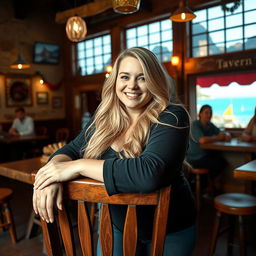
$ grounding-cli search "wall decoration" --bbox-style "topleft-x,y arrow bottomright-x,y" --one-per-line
5,75 -> 32,107
33,42 -> 60,65
52,96 -> 62,108
36,92 -> 49,105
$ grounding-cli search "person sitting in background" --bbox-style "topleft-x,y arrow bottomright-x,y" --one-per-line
186,104 -> 231,196
8,107 -> 34,136
240,107 -> 256,142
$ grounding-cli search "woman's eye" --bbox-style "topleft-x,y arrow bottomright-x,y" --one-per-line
120,75 -> 129,80
138,76 -> 145,82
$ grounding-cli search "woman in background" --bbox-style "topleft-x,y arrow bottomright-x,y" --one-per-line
240,107 -> 256,142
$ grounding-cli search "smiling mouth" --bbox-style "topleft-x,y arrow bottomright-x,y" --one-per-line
125,92 -> 141,98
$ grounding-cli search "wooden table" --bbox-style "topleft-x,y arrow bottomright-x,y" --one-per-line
0,157 -> 44,184
234,160 -> 256,181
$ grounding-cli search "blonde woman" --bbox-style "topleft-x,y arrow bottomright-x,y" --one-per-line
33,47 -> 196,256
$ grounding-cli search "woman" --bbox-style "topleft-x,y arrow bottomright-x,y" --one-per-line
240,107 -> 256,142
186,104 -> 231,195
33,47 -> 196,256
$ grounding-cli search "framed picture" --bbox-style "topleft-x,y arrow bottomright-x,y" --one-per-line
36,92 -> 49,105
5,75 -> 33,107
52,96 -> 62,108
33,42 -> 60,65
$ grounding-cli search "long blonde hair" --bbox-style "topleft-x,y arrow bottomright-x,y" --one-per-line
84,47 -> 177,159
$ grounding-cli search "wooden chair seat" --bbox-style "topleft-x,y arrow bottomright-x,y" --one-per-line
209,193 -> 256,256
0,188 -> 17,243
39,178 -> 171,256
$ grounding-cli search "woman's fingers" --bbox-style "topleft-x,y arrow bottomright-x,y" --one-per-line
56,185 -> 63,211
32,189 -> 38,215
46,192 -> 54,223
37,177 -> 55,190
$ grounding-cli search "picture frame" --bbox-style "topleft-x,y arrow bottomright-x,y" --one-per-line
36,92 -> 49,105
5,75 -> 33,107
33,42 -> 60,65
52,96 -> 62,108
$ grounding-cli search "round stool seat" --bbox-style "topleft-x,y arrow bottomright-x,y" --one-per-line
190,168 -> 209,175
214,193 -> 256,216
0,188 -> 13,202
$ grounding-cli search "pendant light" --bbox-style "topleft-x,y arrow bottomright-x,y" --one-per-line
66,15 -> 87,42
10,54 -> 30,69
170,0 -> 196,22
112,0 -> 141,14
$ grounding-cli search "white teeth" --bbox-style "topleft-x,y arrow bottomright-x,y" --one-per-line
126,93 -> 139,97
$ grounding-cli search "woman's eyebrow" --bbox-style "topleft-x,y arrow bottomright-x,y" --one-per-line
119,72 -> 129,75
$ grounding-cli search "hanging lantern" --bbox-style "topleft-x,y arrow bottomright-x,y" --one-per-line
66,15 -> 87,42
10,54 -> 30,69
170,0 -> 196,22
112,0 -> 141,14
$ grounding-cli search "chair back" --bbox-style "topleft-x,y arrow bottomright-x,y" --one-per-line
55,128 -> 70,143
40,178 -> 171,256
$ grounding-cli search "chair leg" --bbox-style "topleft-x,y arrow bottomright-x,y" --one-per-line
238,216 -> 246,256
3,202 -> 17,243
227,215 -> 235,256
208,211 -> 221,256
195,174 -> 201,210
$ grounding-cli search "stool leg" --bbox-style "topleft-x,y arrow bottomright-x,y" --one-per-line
227,215 -> 235,256
3,202 -> 17,243
238,216 -> 246,256
208,211 -> 221,256
195,174 -> 201,210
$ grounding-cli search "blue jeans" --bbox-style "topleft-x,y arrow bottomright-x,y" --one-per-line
97,224 -> 196,256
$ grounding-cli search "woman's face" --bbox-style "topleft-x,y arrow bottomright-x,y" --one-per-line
115,56 -> 152,117
199,107 -> 212,124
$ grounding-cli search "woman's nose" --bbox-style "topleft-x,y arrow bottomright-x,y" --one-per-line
127,79 -> 138,89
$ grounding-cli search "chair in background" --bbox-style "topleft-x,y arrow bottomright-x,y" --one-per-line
0,188 -> 17,243
55,128 -> 70,143
35,126 -> 48,136
39,178 -> 171,256
208,193 -> 256,256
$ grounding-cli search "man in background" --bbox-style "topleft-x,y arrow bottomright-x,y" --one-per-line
8,107 -> 34,136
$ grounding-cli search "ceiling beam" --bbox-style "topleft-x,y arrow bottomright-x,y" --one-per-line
55,0 -> 112,24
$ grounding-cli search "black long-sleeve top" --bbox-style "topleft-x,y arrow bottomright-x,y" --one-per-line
52,104 -> 196,239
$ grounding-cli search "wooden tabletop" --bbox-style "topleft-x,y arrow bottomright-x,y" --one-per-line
0,157 -> 44,184
234,160 -> 256,181
0,135 -> 49,144
200,138 -> 256,152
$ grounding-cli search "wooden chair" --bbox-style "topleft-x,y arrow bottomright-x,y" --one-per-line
55,128 -> 70,143
208,193 -> 256,256
0,188 -> 17,243
40,178 -> 171,256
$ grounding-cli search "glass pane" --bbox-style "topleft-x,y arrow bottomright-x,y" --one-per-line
161,19 -> 172,30
193,34 -> 207,47
208,18 -> 224,31
86,48 -> 93,57
225,2 -> 243,14
162,30 -> 172,41
77,42 -> 84,51
226,27 -> 243,41
103,35 -> 110,44
95,56 -> 102,65
192,47 -> 200,57
192,22 -> 207,35
94,37 -> 102,47
85,40 -> 93,48
244,0 -> 256,11
197,45 -> 208,57
245,10 -> 256,24
77,50 -> 85,59
161,41 -> 172,53
80,68 -> 86,76
104,54 -> 111,65
209,31 -> 224,44
86,66 -> 94,75
149,22 -> 160,33
226,13 -> 242,28
193,9 -> 206,23
245,24 -> 256,38
137,25 -> 148,36
149,32 -> 160,44
126,28 -> 136,38
149,44 -> 159,53
86,58 -> 94,66
127,38 -> 137,48
226,40 -> 243,52
138,36 -> 148,46
94,46 -> 102,55
245,37 -> 256,49
209,43 -> 224,55
208,5 -> 224,19
104,45 -> 111,54
78,59 -> 85,68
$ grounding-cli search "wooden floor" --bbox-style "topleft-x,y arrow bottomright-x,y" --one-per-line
0,177 -> 256,256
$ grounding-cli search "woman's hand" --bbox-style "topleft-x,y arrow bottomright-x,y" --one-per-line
33,183 -> 63,223
34,160 -> 80,190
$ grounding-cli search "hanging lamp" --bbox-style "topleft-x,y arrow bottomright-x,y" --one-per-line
112,0 -> 141,14
170,0 -> 196,22
10,54 -> 30,69
66,15 -> 87,42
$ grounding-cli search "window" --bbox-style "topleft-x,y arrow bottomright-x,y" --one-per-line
76,34 -> 111,75
126,19 -> 173,62
196,72 -> 256,128
192,0 -> 256,57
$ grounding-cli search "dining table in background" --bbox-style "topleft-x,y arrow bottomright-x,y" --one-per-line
234,159 -> 256,181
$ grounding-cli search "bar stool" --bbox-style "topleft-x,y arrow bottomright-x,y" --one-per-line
0,188 -> 17,243
208,193 -> 256,256
189,167 -> 209,210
